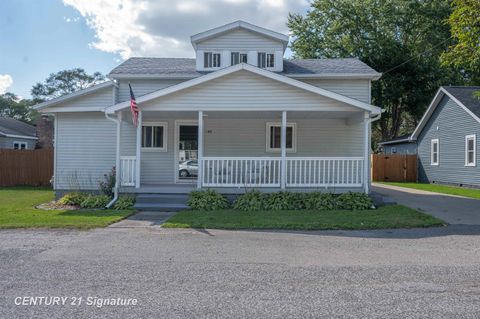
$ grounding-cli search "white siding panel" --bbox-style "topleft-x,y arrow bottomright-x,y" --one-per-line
55,113 -> 116,190
302,79 -> 370,103
51,86 -> 113,111
197,28 -> 284,51
141,70 -> 358,111
118,79 -> 186,102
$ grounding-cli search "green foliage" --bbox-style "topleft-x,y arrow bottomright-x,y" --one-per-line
232,190 -> 266,211
233,191 -> 373,211
113,196 -> 136,210
80,195 -> 111,209
441,0 -> 480,84
99,167 -> 116,197
58,192 -> 89,206
0,93 -> 38,124
187,189 -> 230,211
31,68 -> 105,102
337,192 -> 373,210
304,192 -> 337,210
287,0 -> 462,141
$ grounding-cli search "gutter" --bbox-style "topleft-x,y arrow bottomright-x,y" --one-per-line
104,112 -> 121,208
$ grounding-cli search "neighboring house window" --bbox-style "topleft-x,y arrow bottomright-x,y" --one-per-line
258,53 -> 275,69
465,134 -> 476,166
266,122 -> 296,152
142,123 -> 167,151
431,139 -> 439,165
391,147 -> 397,154
231,52 -> 248,65
204,52 -> 221,68
13,141 -> 27,150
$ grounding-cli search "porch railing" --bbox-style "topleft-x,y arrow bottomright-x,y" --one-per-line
201,157 -> 364,188
120,156 -> 136,186
202,157 -> 281,187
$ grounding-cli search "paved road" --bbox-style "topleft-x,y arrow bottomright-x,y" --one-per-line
372,183 -> 480,225
1,225 -> 480,318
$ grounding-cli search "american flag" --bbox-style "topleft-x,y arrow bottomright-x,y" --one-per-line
129,83 -> 139,127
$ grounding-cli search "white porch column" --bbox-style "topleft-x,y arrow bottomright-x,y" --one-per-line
197,111 -> 204,189
135,111 -> 142,188
281,111 -> 287,189
115,112 -> 122,189
363,112 -> 370,193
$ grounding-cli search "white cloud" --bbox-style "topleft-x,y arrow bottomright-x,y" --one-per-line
63,0 -> 308,59
0,74 -> 13,94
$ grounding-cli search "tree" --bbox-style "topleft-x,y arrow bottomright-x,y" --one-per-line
441,0 -> 480,85
31,68 -> 105,102
0,93 -> 37,124
287,0 -> 462,141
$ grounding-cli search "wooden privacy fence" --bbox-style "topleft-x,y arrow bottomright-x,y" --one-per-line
372,154 -> 417,182
0,149 -> 53,187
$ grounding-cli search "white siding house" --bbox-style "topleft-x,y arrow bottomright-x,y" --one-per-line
35,20 -> 382,198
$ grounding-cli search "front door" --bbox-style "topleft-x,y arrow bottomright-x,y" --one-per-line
175,121 -> 198,183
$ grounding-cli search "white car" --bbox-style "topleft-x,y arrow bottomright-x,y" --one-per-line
179,160 -> 198,178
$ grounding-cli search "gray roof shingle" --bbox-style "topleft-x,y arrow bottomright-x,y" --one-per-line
108,57 -> 380,77
442,86 -> 480,119
0,117 -> 36,138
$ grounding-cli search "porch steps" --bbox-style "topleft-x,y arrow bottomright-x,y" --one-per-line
134,194 -> 189,212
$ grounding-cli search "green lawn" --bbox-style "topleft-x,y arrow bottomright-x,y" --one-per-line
163,205 -> 444,230
383,182 -> 480,200
0,187 -> 134,229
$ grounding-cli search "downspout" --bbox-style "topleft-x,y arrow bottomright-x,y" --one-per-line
105,112 -> 121,208
364,112 -> 382,193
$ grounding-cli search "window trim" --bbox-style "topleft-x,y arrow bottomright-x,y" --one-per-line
13,141 -> 27,150
265,122 -> 297,153
141,122 -> 168,152
204,52 -> 222,69
465,134 -> 476,167
431,138 -> 439,166
257,52 -> 275,70
231,52 -> 248,65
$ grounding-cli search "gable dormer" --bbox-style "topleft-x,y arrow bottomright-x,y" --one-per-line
191,21 -> 289,72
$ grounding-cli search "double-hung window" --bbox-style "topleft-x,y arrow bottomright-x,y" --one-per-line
231,52 -> 248,65
13,141 -> 27,150
465,134 -> 476,166
142,122 -> 167,151
258,52 -> 275,69
266,122 -> 296,152
204,52 -> 221,68
431,139 -> 439,165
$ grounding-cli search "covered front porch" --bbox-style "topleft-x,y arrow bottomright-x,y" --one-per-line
115,109 -> 370,194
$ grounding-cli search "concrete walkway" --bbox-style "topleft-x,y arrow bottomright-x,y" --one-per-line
109,211 -> 177,228
372,183 -> 480,225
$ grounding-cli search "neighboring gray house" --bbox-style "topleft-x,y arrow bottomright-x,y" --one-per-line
0,117 -> 37,149
34,21 -> 382,199
411,86 -> 480,188
379,134 -> 417,155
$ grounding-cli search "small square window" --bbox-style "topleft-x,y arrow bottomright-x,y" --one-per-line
142,123 -> 167,151
266,122 -> 296,152
204,52 -> 221,68
231,52 -> 248,65
13,142 -> 27,150
258,52 -> 274,69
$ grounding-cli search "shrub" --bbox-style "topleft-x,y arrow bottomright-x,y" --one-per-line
58,192 -> 89,206
113,196 -> 136,210
99,167 -> 116,197
187,189 -> 229,211
233,190 -> 266,211
304,192 -> 338,210
80,195 -> 111,209
264,192 -> 306,210
336,192 -> 373,210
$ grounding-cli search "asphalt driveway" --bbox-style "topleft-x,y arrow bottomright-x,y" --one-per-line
372,183 -> 480,225
1,225 -> 480,318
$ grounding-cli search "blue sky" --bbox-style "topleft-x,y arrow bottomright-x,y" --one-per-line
0,0 -> 307,99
